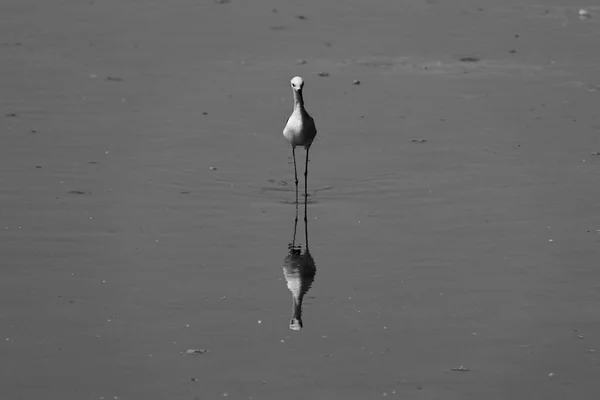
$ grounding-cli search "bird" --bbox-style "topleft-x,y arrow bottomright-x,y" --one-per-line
283,76 -> 317,204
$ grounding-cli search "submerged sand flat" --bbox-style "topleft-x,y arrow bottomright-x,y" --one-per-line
1,0 -> 600,399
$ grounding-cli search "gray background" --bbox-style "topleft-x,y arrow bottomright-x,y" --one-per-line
1,0 -> 600,399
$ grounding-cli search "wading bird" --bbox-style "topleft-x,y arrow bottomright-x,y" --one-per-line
283,76 -> 317,204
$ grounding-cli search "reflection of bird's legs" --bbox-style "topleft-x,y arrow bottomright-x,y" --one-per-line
291,199 -> 299,250
292,146 -> 299,205
304,209 -> 309,250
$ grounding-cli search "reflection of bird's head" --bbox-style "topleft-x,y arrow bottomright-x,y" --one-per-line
290,76 -> 304,92
290,318 -> 303,331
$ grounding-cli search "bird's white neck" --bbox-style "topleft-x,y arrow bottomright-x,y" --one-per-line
293,89 -> 305,111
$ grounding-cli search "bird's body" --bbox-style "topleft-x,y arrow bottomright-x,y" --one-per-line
283,76 -> 317,203
283,106 -> 317,149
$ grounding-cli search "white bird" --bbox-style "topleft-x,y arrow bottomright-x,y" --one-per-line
283,76 -> 317,203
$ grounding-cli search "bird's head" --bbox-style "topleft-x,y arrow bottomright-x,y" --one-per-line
290,76 -> 304,91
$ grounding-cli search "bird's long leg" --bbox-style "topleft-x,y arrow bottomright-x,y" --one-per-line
304,147 -> 309,218
292,146 -> 299,204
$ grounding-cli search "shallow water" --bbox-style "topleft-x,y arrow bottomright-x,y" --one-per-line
2,0 -> 600,399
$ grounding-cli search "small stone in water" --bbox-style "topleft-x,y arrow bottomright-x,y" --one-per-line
579,9 -> 591,18
451,366 -> 470,372
459,56 -> 480,63
183,348 -> 209,355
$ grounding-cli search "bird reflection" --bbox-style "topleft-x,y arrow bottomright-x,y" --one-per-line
282,198 -> 316,331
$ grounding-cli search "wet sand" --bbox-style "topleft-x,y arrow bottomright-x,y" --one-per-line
2,1 -> 600,399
